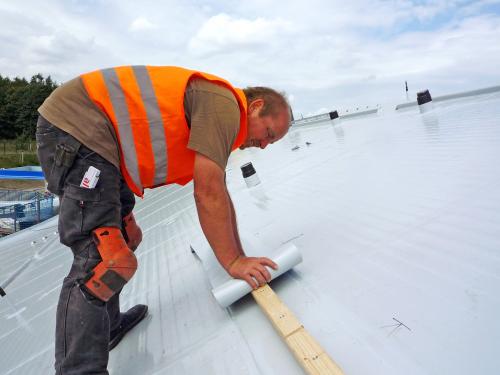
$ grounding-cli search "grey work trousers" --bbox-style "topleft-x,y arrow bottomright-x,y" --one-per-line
36,116 -> 136,375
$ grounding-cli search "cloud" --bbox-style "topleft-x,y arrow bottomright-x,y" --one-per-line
0,0 -> 499,115
129,17 -> 157,32
188,13 -> 293,56
0,5 -> 101,80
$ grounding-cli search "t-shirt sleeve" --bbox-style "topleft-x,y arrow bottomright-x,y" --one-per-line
186,81 -> 241,171
37,77 -> 121,169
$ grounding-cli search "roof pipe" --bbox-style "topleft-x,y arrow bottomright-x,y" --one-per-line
417,89 -> 434,113
241,162 -> 261,188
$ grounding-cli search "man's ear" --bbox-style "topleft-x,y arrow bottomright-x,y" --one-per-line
248,98 -> 264,114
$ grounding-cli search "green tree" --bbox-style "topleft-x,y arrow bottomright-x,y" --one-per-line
16,74 -> 58,139
0,73 -> 58,140
2,77 -> 29,139
0,75 -> 18,139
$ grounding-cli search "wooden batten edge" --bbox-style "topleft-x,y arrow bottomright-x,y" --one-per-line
251,285 -> 345,375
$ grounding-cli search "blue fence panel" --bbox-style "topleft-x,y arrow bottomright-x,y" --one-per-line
0,170 -> 45,180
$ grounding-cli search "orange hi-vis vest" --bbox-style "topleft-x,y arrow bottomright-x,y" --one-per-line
81,66 -> 248,197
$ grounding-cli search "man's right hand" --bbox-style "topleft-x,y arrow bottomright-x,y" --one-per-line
192,152 -> 278,289
228,256 -> 278,289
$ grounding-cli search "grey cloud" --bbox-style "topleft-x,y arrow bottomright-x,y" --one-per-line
0,0 -> 499,115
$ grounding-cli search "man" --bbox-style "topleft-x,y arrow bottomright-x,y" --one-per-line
36,66 -> 291,374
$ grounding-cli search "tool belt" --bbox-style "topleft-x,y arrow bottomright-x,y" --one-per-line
82,227 -> 138,302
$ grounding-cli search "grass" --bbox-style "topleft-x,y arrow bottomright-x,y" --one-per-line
0,140 -> 37,154
0,139 -> 39,168
0,153 -> 40,168
0,140 -> 44,190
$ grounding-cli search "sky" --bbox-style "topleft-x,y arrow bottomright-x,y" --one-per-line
1,0 -> 499,117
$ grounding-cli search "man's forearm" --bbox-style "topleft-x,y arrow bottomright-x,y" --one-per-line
227,191 -> 245,257
192,152 -> 277,287
194,189 -> 240,270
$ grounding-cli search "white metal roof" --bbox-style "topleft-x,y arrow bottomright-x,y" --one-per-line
1,89 -> 500,375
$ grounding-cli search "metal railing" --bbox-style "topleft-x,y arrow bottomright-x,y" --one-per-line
0,191 -> 57,236
0,189 -> 43,202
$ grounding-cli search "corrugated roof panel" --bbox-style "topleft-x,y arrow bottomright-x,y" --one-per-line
1,91 -> 499,374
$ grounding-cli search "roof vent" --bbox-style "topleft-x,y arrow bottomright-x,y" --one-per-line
417,90 -> 432,105
241,162 -> 261,188
417,89 -> 434,113
329,111 -> 339,120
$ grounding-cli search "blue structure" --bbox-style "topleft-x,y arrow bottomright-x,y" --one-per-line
0,190 -> 56,234
0,169 -> 44,180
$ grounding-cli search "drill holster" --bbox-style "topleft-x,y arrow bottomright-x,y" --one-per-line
83,227 -> 137,302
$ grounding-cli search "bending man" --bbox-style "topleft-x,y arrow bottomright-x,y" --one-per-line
36,66 -> 291,374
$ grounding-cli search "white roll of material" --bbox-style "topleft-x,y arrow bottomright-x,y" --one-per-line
212,243 -> 302,308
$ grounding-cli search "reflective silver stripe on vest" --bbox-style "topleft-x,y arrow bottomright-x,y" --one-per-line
101,68 -> 142,191
132,66 -> 168,186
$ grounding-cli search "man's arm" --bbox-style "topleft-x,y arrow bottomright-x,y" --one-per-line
227,191 -> 244,257
193,152 -> 277,289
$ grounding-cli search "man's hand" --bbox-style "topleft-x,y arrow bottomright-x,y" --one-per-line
228,256 -> 278,289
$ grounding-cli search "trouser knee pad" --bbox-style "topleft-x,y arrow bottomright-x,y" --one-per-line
83,227 -> 137,302
122,212 -> 142,251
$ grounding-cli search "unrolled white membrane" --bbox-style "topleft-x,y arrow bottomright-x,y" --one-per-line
212,243 -> 302,308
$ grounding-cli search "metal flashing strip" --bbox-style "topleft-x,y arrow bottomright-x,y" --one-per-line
292,107 -> 379,127
0,259 -> 33,293
0,235 -> 57,296
395,85 -> 500,110
340,108 -> 378,120
292,113 -> 331,126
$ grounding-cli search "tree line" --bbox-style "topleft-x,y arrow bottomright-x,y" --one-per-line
0,74 -> 58,140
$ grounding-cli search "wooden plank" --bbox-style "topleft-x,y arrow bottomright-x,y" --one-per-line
251,284 -> 345,375
286,328 -> 344,375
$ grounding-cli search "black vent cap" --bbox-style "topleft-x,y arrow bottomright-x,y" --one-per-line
329,110 -> 339,120
241,162 -> 256,178
417,90 -> 432,105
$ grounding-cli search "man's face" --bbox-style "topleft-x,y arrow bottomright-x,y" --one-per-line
240,99 -> 291,150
